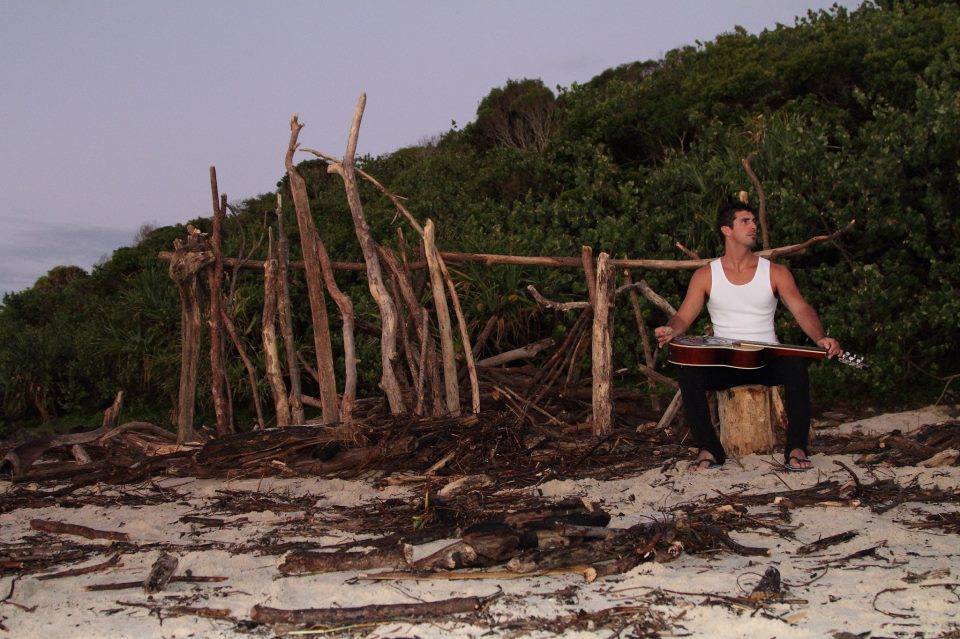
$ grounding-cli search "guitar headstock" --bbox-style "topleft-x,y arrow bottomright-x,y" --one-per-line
838,351 -> 867,369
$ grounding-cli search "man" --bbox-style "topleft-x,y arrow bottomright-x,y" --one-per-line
654,201 -> 841,471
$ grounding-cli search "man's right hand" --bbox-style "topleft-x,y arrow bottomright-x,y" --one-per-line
654,326 -> 675,348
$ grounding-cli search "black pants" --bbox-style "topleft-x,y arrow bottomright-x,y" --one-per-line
677,357 -> 810,465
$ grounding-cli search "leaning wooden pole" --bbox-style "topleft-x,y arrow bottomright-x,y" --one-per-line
207,168 -> 233,435
285,115 -> 339,424
275,195 -> 305,425
221,307 -> 266,430
623,270 -> 661,411
312,226 -> 358,423
327,93 -> 404,414
437,254 -> 480,414
379,245 -> 443,417
263,230 -> 291,427
591,252 -> 615,437
424,219 -> 460,416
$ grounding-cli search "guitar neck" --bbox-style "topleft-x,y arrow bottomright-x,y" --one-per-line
735,340 -> 827,357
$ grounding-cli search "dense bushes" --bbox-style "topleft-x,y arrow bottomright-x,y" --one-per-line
2,1 -> 958,430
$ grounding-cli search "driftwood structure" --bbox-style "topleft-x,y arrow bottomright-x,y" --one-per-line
156,93 -> 854,449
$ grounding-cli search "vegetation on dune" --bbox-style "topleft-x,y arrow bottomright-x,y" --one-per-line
2,1 -> 958,433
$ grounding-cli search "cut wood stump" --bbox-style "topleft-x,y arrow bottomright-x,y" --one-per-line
717,385 -> 777,457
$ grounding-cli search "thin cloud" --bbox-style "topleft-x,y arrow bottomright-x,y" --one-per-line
0,214 -> 135,294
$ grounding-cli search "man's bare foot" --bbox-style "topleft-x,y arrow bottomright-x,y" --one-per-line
786,448 -> 812,470
690,449 -> 720,471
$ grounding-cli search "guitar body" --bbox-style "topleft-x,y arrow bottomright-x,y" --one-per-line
667,335 -> 865,370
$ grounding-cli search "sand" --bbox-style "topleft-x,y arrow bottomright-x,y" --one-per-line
2,406 -> 959,638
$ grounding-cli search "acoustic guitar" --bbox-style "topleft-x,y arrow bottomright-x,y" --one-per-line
667,335 -> 866,370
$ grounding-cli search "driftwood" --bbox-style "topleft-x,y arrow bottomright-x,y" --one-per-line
286,114 -> 339,424
207,168 -> 233,435
425,220 -> 460,415
437,245 -> 481,414
379,245 -> 443,417
37,554 -> 122,581
796,530 -> 859,555
87,576 -> 226,592
591,253 -> 615,436
0,396 -> 172,479
157,220 -> 855,274
327,94 -> 404,414
279,548 -> 408,575
655,390 -> 683,431
438,474 -> 494,499
477,338 -> 554,368
220,306 -> 266,429
261,232 -> 291,427
581,246 -> 597,305
250,594 -> 495,628
168,227 -> 210,443
274,194 -> 305,424
311,225 -> 358,423
29,519 -> 129,542
624,270 -> 661,411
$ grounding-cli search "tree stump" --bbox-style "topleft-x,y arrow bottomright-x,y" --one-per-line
717,385 -> 777,457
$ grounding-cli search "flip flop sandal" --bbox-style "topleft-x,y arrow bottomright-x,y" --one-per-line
782,455 -> 812,472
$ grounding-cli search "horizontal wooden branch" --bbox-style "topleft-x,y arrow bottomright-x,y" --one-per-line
476,338 -> 555,367
157,220 -> 853,274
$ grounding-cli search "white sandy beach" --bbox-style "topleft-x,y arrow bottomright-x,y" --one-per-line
2,406 -> 959,638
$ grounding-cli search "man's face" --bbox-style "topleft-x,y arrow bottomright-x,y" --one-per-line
722,210 -> 758,247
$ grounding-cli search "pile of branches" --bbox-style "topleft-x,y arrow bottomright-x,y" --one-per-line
1,373 -> 677,492
818,420 -> 960,467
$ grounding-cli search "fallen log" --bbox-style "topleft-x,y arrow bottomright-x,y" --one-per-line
362,565 -> 599,582
250,593 -> 499,627
279,547 -> 408,575
30,519 -> 129,542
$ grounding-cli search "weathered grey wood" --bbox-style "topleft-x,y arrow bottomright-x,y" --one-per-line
424,219 -> 460,416
262,233 -> 290,427
221,307 -> 265,429
168,230 -> 208,443
437,250 -> 480,414
274,194 -> 304,425
207,168 -> 232,435
327,94 -> 404,414
591,252 -> 614,437
311,226 -> 358,422
285,114 -> 339,424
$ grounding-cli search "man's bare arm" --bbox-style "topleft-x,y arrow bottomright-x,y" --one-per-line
654,266 -> 710,347
772,264 -> 841,357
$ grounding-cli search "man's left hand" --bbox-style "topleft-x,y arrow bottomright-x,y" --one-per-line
817,337 -> 841,358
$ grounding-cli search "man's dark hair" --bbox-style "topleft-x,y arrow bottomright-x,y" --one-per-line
717,200 -> 756,235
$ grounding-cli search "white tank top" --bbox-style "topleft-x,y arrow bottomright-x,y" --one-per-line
706,257 -> 778,343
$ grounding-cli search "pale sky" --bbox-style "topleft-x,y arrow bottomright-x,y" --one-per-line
0,0 -> 861,294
